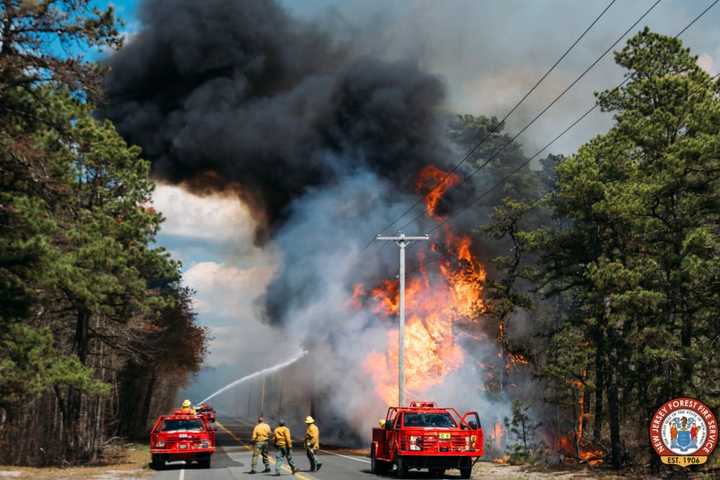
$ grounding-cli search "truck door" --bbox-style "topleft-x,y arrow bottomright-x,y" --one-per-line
461,412 -> 481,430
381,410 -> 398,459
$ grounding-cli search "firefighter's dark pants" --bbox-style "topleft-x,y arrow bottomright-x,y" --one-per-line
251,441 -> 270,471
275,446 -> 296,473
306,446 -> 321,471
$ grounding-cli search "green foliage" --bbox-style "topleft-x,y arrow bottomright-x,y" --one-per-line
0,86 -> 206,463
0,0 -> 124,97
503,400 -> 543,464
0,324 -> 107,408
0,1 -> 205,466
448,114 -> 541,205
530,28 -> 720,468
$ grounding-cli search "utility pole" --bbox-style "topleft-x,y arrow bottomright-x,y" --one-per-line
376,233 -> 429,407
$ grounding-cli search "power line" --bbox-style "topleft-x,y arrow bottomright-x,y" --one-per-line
392,0 -> 664,234
422,0 -> 719,242
359,0 -> 618,250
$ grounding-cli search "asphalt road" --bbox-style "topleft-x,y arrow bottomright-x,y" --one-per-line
150,418 -> 471,480
150,418 -> 375,480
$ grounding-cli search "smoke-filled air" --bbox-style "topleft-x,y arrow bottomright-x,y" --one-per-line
105,0 -> 511,442
4,0 -> 720,473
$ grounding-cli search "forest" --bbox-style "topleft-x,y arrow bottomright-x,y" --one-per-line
1,0 -> 719,474
0,0 -> 207,465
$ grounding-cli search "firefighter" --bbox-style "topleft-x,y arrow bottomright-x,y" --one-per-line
304,416 -> 322,472
179,399 -> 196,415
250,416 -> 272,474
273,419 -> 296,475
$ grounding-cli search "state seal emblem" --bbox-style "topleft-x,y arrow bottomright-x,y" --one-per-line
649,397 -> 718,467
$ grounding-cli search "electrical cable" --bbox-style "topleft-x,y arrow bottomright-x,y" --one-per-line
393,0 -> 664,234
403,0 -> 719,275
359,0 -> 619,250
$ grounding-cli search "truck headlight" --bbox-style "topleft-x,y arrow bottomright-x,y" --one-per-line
200,440 -> 209,448
156,441 -> 165,448
409,435 -> 422,451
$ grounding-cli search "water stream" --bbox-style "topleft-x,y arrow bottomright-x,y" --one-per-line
199,350 -> 307,404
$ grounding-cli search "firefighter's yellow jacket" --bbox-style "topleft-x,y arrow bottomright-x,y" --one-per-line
252,422 -> 272,443
305,424 -> 320,449
274,426 -> 292,448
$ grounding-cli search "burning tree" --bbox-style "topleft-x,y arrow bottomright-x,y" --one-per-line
356,172 -> 488,404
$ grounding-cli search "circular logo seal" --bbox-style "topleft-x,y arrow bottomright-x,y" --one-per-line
649,397 -> 718,467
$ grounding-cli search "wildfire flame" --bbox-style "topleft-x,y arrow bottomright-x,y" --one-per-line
556,434 -> 605,466
493,421 -> 504,450
416,165 -> 460,219
354,165 -> 487,405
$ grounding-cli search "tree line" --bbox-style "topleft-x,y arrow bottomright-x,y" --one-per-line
467,29 -> 720,471
2,1 -> 719,473
0,0 -> 207,465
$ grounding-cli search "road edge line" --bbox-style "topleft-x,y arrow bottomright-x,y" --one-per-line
318,449 -> 371,464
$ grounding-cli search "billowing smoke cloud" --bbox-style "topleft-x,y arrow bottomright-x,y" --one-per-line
105,0 -> 448,242
106,0 -> 505,439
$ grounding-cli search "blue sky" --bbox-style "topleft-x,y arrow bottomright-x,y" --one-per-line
100,0 -> 720,369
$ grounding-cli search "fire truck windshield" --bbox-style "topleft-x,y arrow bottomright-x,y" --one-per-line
162,420 -> 203,432
404,413 -> 456,428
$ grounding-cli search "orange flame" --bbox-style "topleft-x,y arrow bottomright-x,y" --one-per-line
493,421 -> 504,450
506,352 -> 529,370
348,283 -> 365,309
579,447 -> 604,466
354,166 -> 487,405
416,165 -> 460,219
557,435 -> 575,456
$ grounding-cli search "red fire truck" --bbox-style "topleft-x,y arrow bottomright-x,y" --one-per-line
371,401 -> 483,478
149,411 -> 216,469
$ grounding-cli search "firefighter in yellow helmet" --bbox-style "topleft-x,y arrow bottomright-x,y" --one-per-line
250,416 -> 272,474
179,399 -> 196,415
305,416 -> 322,472
273,419 -> 296,474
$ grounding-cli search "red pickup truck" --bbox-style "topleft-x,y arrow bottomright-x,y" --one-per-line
371,401 -> 483,478
149,411 -> 216,469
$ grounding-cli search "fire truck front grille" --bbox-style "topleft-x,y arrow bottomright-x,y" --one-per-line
452,436 -> 467,448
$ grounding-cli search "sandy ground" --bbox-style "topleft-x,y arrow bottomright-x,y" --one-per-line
0,444 -> 152,480
472,462 -> 634,479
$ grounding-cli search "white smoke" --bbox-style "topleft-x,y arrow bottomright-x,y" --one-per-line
267,169 -> 509,439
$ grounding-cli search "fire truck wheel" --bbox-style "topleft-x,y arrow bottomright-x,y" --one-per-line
429,467 -> 445,477
370,446 -> 387,475
151,454 -> 164,470
396,456 -> 408,478
198,455 -> 211,469
459,458 -> 472,479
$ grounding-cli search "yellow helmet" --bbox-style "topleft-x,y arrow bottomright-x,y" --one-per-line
378,419 -> 386,428
305,416 -> 315,424
182,399 -> 191,408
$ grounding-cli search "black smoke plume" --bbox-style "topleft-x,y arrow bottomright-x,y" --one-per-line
105,0 -> 448,242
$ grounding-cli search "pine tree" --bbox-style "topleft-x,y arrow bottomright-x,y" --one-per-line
535,28 -> 720,469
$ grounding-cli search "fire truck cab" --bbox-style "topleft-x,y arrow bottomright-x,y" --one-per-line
149,411 -> 216,469
371,401 -> 483,478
